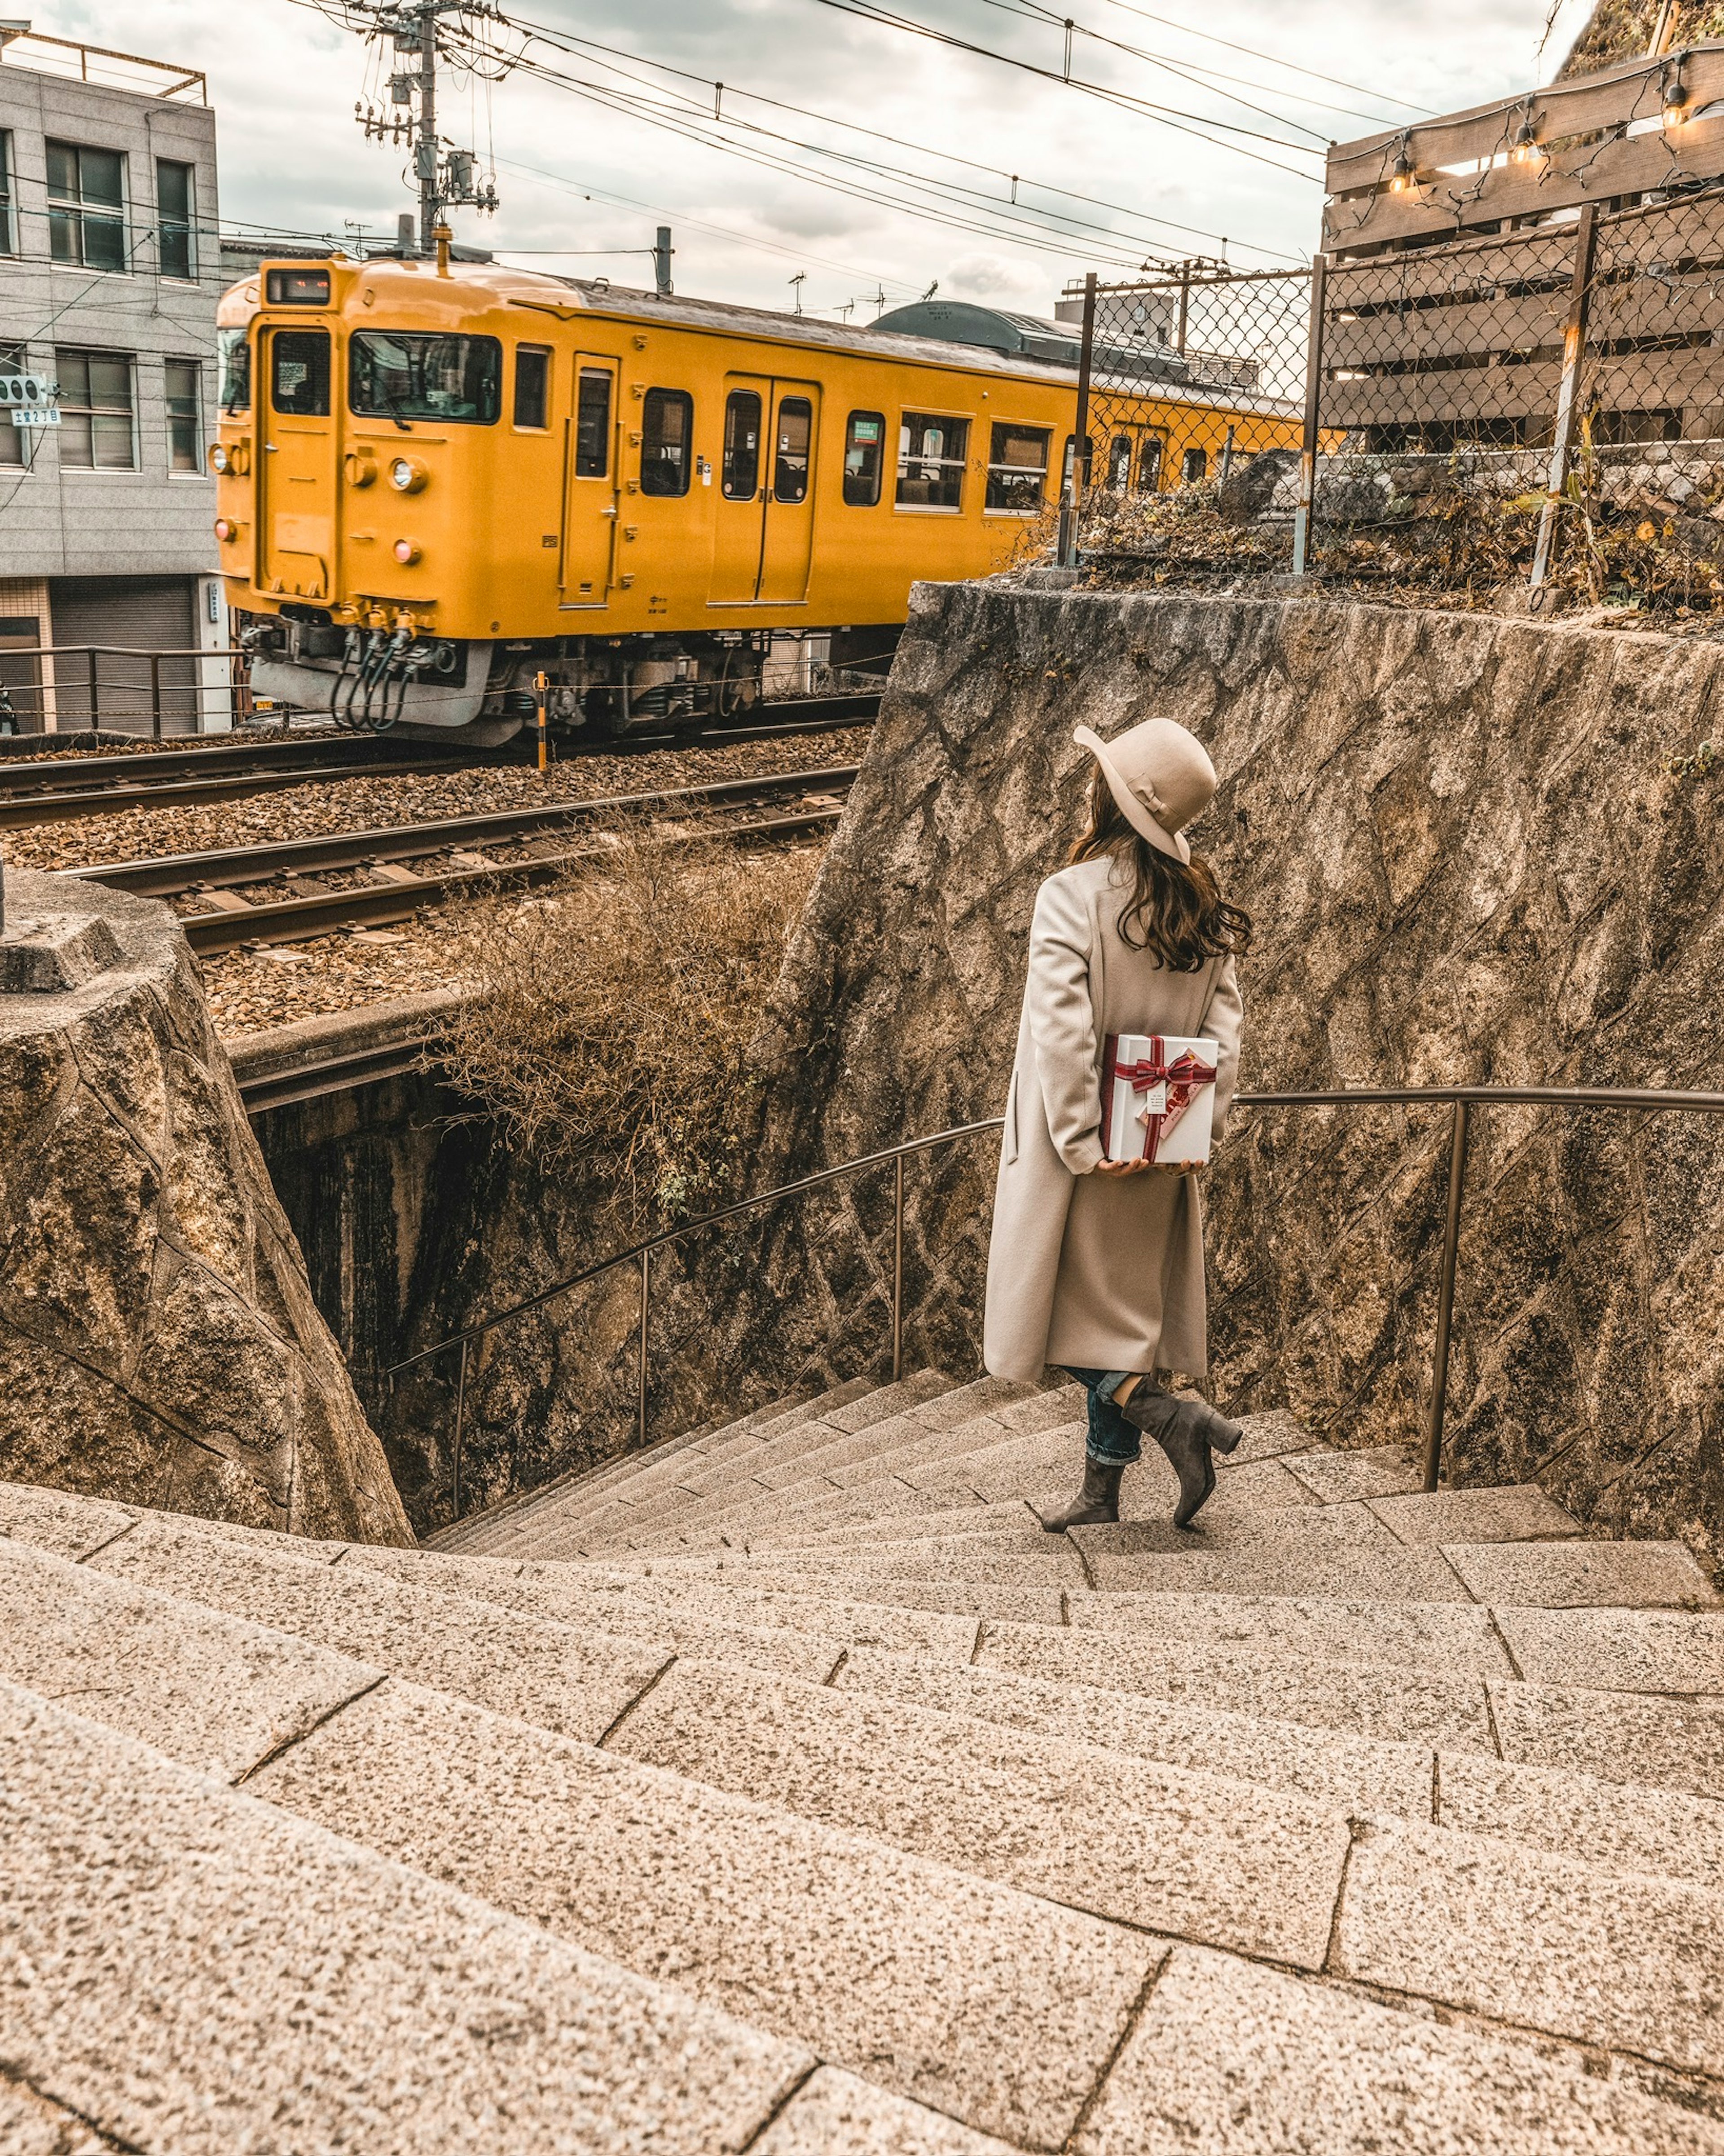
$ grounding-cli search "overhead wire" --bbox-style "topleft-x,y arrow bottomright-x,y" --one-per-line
1081,0 -> 1436,115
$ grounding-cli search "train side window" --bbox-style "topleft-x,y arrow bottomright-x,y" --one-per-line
271,329 -> 330,417
843,410 -> 884,505
1107,436 -> 1132,490
1181,446 -> 1207,484
897,410 -> 968,511
218,326 -> 251,415
1137,433 -> 1165,490
985,422 -> 1049,513
514,346 -> 550,429
641,387 -> 692,497
723,389 -> 761,498
575,369 -> 611,476
774,396 -> 812,503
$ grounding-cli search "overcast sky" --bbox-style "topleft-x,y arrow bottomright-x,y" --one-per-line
43,0 -> 1599,317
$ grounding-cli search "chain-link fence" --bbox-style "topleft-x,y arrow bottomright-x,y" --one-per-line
1069,181 -> 1724,615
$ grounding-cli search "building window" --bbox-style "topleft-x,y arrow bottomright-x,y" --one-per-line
165,359 -> 200,472
218,327 -> 250,415
47,141 -> 127,273
985,422 -> 1050,512
897,411 -> 968,510
574,369 -> 610,476
513,345 -> 550,429
722,389 -> 761,499
156,159 -> 194,280
1181,446 -> 1207,484
1137,434 -> 1165,491
640,388 -> 692,497
843,410 -> 884,506
773,396 -> 812,504
0,342 -> 22,467
0,134 -> 13,256
57,350 -> 136,469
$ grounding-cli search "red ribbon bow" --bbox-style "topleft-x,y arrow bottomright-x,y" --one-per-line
1103,1035 -> 1218,1162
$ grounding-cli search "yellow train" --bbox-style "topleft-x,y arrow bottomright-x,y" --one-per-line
212,254 -> 1302,739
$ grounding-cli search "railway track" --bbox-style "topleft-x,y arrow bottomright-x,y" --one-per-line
72,763 -> 859,955
0,693 -> 879,829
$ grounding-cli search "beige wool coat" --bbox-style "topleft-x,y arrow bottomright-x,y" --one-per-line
983,854 -> 1243,1383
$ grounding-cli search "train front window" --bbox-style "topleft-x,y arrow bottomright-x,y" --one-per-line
985,422 -> 1050,513
843,411 -> 883,506
271,329 -> 329,417
218,326 -> 250,415
897,410 -> 968,511
641,387 -> 692,497
514,345 -> 550,430
348,331 -> 501,424
1137,434 -> 1164,490
1107,437 -> 1132,490
723,390 -> 761,499
575,369 -> 611,476
774,397 -> 812,504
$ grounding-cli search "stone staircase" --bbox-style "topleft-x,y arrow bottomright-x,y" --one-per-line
5,1369 -> 1724,2152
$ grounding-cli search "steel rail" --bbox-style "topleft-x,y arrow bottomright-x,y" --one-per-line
386,1082 -> 1724,1530
72,764 -> 861,900
237,1036 -> 438,1115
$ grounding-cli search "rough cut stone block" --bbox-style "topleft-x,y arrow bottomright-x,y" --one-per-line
1281,1446 -> 1424,1504
0,2070 -> 115,2155
1493,1606 -> 1724,1695
0,910 -> 120,994
1440,1539 -> 1721,1610
1081,1540 -> 1475,1604
1077,1944 -> 1724,2155
1065,1587 -> 1514,1676
0,1680 -> 811,2153
87,1514 -> 668,1743
821,1370 -> 955,1433
977,1621 -> 1499,1751
835,1646 -> 1436,1819
758,2067 -> 1020,2154
1488,1677 -> 1724,1800
1218,1410 -> 1316,1465
252,1678 -> 1138,2150
1368,1486 -> 1579,1547
1437,1750 -> 1724,1892
0,1537 -> 381,1782
0,1479 -> 136,1562
1334,1812 -> 1724,2074
608,1658 -> 1354,1970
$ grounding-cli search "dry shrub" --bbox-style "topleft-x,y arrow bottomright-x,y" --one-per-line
437,823 -> 820,1226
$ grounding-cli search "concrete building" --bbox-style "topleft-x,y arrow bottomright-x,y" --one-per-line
0,27 -> 227,732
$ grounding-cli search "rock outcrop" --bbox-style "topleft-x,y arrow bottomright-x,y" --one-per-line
748,585 -> 1724,1569
0,866 -> 411,1543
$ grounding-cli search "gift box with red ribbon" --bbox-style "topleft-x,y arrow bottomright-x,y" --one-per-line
1099,1033 -> 1220,1164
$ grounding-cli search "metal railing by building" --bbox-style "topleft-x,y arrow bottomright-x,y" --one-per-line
0,645 -> 252,738
386,1082 -> 1724,1531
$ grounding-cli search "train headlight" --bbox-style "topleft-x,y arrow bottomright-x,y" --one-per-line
211,444 -> 231,475
389,456 -> 428,494
209,441 -> 249,476
214,517 -> 238,542
393,538 -> 422,565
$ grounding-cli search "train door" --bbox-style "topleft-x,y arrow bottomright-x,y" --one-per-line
559,356 -> 620,606
757,383 -> 818,602
710,375 -> 820,604
257,325 -> 336,600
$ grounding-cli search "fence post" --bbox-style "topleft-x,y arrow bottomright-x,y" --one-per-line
1529,203 -> 1599,598
149,652 -> 163,742
891,1153 -> 905,1382
1059,271 -> 1098,569
86,647 -> 98,729
1290,251 -> 1328,578
637,1243 -> 651,1451
451,1337 -> 469,1520
1420,1099 -> 1471,1493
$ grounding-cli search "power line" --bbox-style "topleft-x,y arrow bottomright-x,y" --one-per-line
1082,0 -> 1437,116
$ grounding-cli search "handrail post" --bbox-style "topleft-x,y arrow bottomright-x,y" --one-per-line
637,1244 -> 651,1450
891,1152 -> 905,1382
451,1337 -> 469,1520
149,651 -> 163,742
86,647 -> 98,729
1421,1098 -> 1470,1492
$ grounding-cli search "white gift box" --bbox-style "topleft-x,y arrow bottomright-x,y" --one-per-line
1100,1034 -> 1221,1164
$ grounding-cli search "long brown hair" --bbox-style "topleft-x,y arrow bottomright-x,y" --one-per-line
1070,767 -> 1253,971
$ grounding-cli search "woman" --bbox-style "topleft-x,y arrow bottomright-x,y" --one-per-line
983,714 -> 1249,1531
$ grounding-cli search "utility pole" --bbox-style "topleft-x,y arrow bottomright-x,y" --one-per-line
416,7 -> 439,256
352,1 -> 499,255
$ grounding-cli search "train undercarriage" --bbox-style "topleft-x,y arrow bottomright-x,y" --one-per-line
240,610 -> 898,744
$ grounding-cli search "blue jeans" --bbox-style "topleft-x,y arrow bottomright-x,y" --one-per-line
1061,1367 -> 1151,1467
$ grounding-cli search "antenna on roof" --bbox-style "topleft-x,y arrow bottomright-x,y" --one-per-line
789,271 -> 806,315
920,279 -> 938,300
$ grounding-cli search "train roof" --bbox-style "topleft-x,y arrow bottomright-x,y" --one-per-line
229,255 -> 1300,421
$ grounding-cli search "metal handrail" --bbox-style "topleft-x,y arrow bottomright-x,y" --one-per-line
0,645 -> 252,741
387,1083 -> 1724,1524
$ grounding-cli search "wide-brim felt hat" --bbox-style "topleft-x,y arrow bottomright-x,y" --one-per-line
1073,716 -> 1217,864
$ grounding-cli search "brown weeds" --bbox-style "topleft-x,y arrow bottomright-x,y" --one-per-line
436,823 -> 820,1227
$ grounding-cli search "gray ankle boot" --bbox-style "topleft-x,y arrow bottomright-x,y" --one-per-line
1119,1389 -> 1242,1530
1038,1454 -> 1125,1533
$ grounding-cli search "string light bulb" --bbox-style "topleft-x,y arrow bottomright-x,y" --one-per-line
1663,68 -> 1690,127
1511,116 -> 1543,166
1389,148 -> 1415,194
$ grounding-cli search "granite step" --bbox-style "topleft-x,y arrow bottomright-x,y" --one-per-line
607,1657 -> 1724,2075
0,1538 -> 1144,2149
